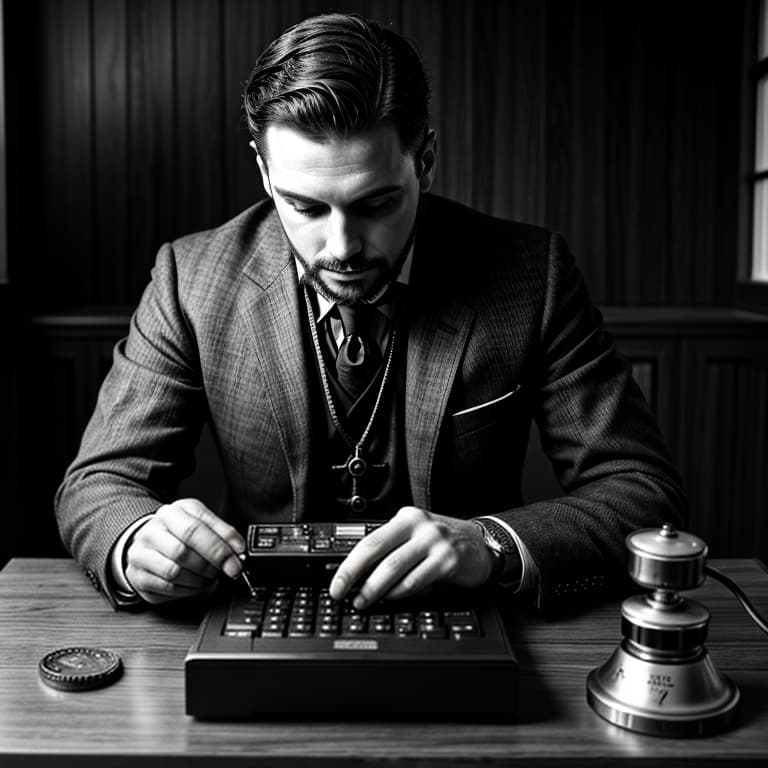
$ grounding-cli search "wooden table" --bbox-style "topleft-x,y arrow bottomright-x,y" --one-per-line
0,557 -> 766,766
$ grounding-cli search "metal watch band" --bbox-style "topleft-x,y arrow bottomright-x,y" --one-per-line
473,518 -> 523,586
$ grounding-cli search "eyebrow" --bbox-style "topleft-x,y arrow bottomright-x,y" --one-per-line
272,185 -> 403,206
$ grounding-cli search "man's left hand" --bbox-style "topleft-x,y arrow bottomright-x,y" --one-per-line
328,506 -> 494,608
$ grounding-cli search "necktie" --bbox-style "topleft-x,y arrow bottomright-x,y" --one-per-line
335,303 -> 383,400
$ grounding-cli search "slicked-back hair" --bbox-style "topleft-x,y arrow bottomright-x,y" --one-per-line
243,13 -> 430,161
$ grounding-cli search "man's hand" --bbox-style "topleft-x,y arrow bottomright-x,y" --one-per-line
124,498 -> 245,604
328,506 -> 494,609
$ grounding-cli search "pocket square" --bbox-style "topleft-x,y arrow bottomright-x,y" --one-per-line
451,384 -> 522,417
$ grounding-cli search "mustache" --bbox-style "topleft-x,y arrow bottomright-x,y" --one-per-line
312,255 -> 381,273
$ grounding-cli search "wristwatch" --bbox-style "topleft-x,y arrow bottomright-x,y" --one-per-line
473,518 -> 523,587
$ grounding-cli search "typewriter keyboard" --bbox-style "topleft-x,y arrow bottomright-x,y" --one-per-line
223,585 -> 482,641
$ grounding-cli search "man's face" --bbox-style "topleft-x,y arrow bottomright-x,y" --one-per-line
257,123 -> 435,304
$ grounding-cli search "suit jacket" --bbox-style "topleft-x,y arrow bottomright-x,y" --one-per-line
55,194 -> 688,608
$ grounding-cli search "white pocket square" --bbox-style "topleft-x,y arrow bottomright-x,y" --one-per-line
451,385 -> 521,417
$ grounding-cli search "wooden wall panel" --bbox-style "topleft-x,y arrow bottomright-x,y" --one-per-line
680,340 -> 768,560
127,0 -> 176,300
38,0 -> 94,305
93,0 -> 129,300
2,0 -> 748,309
175,0 -> 227,236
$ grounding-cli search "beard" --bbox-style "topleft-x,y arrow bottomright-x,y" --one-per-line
286,226 -> 415,305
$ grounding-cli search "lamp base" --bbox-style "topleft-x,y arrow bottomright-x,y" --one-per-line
586,642 -> 740,737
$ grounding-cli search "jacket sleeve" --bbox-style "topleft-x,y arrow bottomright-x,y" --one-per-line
54,243 -> 206,607
500,232 -> 689,610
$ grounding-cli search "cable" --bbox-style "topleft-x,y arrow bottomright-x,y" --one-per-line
704,565 -> 768,636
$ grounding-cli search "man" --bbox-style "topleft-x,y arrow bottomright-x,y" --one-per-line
55,13 -> 687,610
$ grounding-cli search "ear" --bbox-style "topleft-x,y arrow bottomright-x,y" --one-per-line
256,153 -> 273,199
417,129 -> 437,194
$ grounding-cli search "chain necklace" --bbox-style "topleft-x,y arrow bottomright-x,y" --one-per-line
302,284 -> 397,514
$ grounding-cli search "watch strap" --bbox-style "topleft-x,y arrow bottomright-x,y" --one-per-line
473,518 -> 523,587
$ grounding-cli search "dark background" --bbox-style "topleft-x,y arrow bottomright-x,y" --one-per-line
1,0 -> 766,568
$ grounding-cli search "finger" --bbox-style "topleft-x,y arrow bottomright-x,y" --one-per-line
125,556 -> 216,604
127,535 -> 218,588
156,501 -> 245,579
351,538 -> 426,609
175,499 -> 246,554
328,517 -> 413,600
133,523 -> 220,582
383,543 -> 456,602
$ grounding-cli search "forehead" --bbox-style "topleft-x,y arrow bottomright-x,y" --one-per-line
262,124 -> 412,200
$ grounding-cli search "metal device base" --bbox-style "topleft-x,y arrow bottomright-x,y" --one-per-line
586,643 -> 740,737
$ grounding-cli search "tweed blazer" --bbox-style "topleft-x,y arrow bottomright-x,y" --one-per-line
55,194 -> 687,608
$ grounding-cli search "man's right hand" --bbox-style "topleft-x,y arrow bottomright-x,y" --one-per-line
124,498 -> 246,604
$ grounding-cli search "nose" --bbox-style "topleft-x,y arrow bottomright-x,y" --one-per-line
325,210 -> 362,261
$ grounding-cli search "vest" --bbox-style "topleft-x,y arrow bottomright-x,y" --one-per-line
301,289 -> 412,522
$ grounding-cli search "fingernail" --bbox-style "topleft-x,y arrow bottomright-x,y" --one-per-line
223,558 -> 241,580
353,594 -> 366,610
329,573 -> 346,598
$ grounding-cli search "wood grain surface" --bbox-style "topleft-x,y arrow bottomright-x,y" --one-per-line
0,558 -> 766,766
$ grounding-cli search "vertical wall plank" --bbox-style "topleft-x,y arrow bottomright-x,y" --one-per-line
559,3 -> 608,299
175,0 -> 226,237
401,0 -> 444,188
223,0 -> 272,219
127,0 -> 175,303
39,0 -> 94,305
93,0 -> 128,302
490,0 -> 548,226
436,0 -> 472,207
680,339 -> 768,558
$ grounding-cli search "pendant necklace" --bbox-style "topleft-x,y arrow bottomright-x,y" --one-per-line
303,284 -> 397,515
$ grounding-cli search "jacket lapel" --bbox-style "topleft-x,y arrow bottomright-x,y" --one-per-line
237,217 -> 311,517
405,291 -> 475,511
232,199 -> 476,516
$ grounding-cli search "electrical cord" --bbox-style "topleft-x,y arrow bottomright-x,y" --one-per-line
705,565 -> 768,636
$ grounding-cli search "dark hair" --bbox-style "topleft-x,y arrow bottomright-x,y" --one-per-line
243,13 -> 430,160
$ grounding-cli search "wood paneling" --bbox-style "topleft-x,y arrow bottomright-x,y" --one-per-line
680,340 -> 768,559
2,0 -> 747,308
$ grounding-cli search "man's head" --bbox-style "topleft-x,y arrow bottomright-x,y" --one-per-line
243,13 -> 436,303
243,12 -> 430,164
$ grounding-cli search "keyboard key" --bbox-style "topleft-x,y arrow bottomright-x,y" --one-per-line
256,526 -> 280,535
419,625 -> 447,639
369,614 -> 392,633
221,585 -> 485,642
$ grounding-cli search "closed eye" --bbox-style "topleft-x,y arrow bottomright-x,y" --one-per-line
353,196 -> 398,217
291,204 -> 328,218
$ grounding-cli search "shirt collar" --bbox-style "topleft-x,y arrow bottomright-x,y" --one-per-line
295,245 -> 413,324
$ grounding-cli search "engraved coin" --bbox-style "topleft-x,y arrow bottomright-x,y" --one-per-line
39,647 -> 123,692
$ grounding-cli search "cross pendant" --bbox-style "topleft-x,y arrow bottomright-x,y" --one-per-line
331,445 -> 388,515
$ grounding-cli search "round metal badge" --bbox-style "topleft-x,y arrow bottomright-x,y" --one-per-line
39,647 -> 123,692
